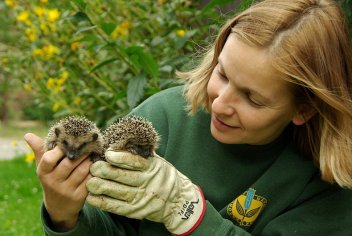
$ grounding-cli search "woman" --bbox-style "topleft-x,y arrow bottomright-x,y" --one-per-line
26,0 -> 352,235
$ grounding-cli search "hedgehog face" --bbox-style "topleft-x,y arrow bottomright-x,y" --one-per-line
103,115 -> 160,159
125,141 -> 154,158
55,127 -> 103,160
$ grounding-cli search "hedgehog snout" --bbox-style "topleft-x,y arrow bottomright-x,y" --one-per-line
127,144 -> 153,159
67,150 -> 80,160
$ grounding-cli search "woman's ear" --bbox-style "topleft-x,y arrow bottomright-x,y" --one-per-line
292,104 -> 316,126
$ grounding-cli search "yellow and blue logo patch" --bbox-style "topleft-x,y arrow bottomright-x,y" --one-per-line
227,188 -> 267,227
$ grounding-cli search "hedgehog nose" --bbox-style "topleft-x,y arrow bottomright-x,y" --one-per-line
135,145 -> 151,158
67,151 -> 78,160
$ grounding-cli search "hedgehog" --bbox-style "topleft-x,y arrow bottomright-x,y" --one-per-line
103,115 -> 159,158
44,115 -> 104,162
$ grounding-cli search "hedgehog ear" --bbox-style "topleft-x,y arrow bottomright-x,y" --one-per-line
92,133 -> 98,141
55,128 -> 61,137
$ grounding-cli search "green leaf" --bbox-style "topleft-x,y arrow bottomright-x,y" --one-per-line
69,12 -> 90,23
76,35 -> 99,43
139,52 -> 159,79
101,22 -> 117,35
89,57 -> 119,73
71,0 -> 87,9
125,46 -> 159,78
75,25 -> 97,35
128,54 -> 142,70
125,46 -> 143,69
127,74 -> 146,108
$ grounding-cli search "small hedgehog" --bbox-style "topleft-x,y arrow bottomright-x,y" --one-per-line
44,115 -> 104,161
103,116 -> 159,158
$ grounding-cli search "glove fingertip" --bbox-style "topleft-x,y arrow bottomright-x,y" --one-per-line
90,160 -> 105,172
86,194 -> 99,207
86,177 -> 101,192
105,151 -> 151,170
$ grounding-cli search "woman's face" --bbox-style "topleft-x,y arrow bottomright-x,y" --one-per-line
207,34 -> 298,145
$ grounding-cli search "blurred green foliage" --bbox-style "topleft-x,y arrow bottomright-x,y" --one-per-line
0,0 -> 228,127
339,0 -> 352,36
0,0 -> 351,127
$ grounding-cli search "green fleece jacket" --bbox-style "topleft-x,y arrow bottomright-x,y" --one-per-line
41,86 -> 352,235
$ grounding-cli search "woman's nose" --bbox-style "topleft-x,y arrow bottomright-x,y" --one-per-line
212,88 -> 237,116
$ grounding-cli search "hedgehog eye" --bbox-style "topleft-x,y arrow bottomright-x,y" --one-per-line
92,133 -> 98,142
62,140 -> 68,146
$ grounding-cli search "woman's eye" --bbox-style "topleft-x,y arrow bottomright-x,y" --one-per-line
216,68 -> 228,81
249,98 -> 263,107
246,92 -> 264,107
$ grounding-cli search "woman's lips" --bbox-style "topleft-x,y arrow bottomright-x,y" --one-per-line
212,116 -> 239,131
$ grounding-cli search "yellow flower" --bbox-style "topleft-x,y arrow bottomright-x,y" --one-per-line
57,78 -> 66,87
52,102 -> 60,112
121,20 -> 131,29
24,84 -> 32,92
176,29 -> 186,37
17,11 -> 31,25
5,0 -> 18,8
40,0 -> 48,4
17,11 -> 29,21
46,77 -> 56,90
46,77 -> 63,93
32,48 -> 43,57
111,20 -> 131,39
73,96 -> 82,105
60,70 -> 69,81
54,85 -> 62,93
41,23 -> 50,35
42,44 -> 60,59
70,42 -> 80,51
25,27 -> 37,42
34,7 -> 46,18
47,9 -> 60,22
25,151 -> 35,163
1,57 -> 9,65
39,22 -> 48,33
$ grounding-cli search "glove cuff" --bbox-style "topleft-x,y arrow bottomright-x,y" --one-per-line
170,186 -> 206,236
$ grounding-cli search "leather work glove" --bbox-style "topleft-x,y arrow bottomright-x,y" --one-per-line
86,150 -> 206,235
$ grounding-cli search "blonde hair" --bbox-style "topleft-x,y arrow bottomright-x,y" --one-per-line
178,0 -> 352,188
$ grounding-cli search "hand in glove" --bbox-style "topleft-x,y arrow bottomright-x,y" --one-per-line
86,150 -> 206,236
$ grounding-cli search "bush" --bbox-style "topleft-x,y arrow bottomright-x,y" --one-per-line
1,0 -> 230,127
1,0 -> 350,127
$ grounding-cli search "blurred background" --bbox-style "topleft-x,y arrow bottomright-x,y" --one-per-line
0,0 -> 351,129
0,0 -> 243,129
0,0 -> 351,235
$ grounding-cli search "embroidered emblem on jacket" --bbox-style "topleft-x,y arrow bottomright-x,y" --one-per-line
227,188 -> 267,227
